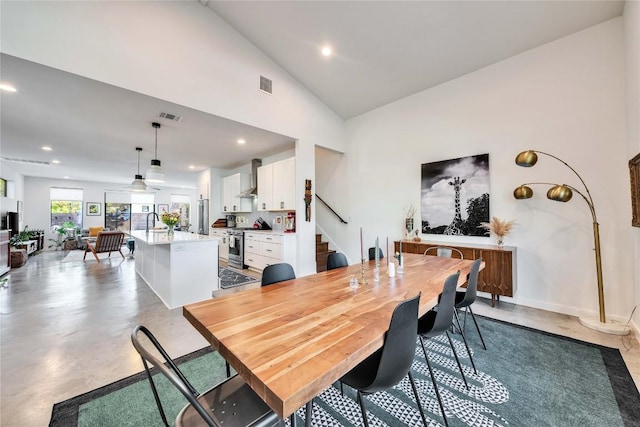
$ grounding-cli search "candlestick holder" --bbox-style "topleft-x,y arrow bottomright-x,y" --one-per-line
373,266 -> 380,282
359,259 -> 368,285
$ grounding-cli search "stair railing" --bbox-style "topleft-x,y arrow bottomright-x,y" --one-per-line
316,194 -> 348,224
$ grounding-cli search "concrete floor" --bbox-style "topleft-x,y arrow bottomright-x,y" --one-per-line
1,250 -> 639,426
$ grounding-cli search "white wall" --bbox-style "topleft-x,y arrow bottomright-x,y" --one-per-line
0,162 -> 25,222
624,1 -> 640,330
1,1 -> 345,275
23,177 -> 197,246
318,18 -> 633,321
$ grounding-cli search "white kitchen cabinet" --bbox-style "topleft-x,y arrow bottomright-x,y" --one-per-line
222,173 -> 252,213
244,231 -> 296,272
257,157 -> 295,211
210,228 -> 229,261
257,163 -> 273,211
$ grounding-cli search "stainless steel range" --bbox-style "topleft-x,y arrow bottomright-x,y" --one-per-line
227,228 -> 251,269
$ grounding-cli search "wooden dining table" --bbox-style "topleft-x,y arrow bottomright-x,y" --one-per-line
183,253 -> 481,420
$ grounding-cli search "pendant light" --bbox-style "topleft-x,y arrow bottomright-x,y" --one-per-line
145,122 -> 165,183
131,147 -> 147,192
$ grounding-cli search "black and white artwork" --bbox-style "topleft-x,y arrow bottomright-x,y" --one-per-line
421,154 -> 490,236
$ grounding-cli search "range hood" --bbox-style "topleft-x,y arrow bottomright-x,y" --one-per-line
237,158 -> 262,198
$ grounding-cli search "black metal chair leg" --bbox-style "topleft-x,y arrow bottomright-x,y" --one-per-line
419,337 -> 449,427
453,309 -> 463,334
445,331 -> 469,389
408,371 -> 429,426
457,324 -> 478,374
305,400 -> 313,427
225,361 -> 231,378
290,413 -> 297,427
468,307 -> 487,350
357,391 -> 370,427
141,358 -> 171,427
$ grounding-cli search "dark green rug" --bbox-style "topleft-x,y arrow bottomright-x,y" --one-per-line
49,317 -> 640,426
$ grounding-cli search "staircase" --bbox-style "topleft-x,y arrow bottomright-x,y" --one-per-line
316,233 -> 335,272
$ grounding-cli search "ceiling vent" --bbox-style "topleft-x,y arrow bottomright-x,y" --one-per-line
1,156 -> 51,165
158,112 -> 183,122
259,75 -> 273,95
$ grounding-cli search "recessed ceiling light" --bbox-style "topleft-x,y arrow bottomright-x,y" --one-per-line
0,83 -> 17,92
321,46 -> 332,57
237,139 -> 246,145
41,146 -> 53,151
189,165 -> 195,169
63,176 -> 70,179
51,159 -> 61,164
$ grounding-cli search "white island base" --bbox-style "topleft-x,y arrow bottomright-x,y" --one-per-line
129,231 -> 219,309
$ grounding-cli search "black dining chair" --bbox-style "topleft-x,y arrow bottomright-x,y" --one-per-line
367,247 -> 384,261
418,272 -> 475,427
340,294 -> 428,427
453,258 -> 487,351
131,325 -> 281,427
326,252 -> 348,270
261,263 -> 296,286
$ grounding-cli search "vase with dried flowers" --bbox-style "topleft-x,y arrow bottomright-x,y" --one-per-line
480,216 -> 516,247
404,205 -> 416,238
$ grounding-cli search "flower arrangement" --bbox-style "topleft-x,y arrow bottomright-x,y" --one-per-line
479,216 -> 516,246
161,211 -> 181,228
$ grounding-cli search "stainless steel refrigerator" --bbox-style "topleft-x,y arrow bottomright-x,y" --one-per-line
196,198 -> 209,235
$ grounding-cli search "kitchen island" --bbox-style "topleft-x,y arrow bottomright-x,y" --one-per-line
128,230 -> 219,309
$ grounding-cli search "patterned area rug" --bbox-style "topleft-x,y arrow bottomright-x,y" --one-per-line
219,266 -> 258,289
49,316 -> 640,427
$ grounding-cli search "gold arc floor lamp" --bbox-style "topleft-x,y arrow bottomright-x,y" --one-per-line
513,150 -> 628,336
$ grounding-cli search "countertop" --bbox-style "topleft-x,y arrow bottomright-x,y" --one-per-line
128,230 -> 220,245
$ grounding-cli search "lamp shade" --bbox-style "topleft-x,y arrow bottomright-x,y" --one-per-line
145,161 -> 165,183
547,184 -> 572,202
146,122 -> 165,183
131,147 -> 147,192
130,175 -> 146,192
515,150 -> 538,167
513,185 -> 533,199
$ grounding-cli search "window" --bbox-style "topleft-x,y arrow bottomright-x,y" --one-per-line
50,188 -> 83,230
104,192 -> 155,231
105,203 -> 131,231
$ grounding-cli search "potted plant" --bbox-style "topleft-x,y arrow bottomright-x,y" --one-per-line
48,225 -> 69,250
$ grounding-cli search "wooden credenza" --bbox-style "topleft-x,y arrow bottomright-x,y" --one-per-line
395,240 -> 516,306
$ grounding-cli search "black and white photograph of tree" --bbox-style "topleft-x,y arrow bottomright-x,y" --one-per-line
421,154 -> 490,236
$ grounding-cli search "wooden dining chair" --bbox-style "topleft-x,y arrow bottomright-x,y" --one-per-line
339,294 -> 428,427
131,325 -> 281,427
83,231 -> 125,262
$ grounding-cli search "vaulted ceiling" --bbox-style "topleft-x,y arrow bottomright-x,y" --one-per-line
0,1 -> 625,187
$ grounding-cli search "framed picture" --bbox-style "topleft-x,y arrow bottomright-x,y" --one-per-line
142,205 -> 150,213
421,153 -> 490,236
87,202 -> 101,216
158,204 -> 169,214
17,200 -> 23,222
630,153 -> 640,227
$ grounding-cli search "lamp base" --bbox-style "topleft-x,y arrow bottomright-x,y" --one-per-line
578,316 -> 630,336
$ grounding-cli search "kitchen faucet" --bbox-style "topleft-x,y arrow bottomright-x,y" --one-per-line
146,212 -> 160,233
